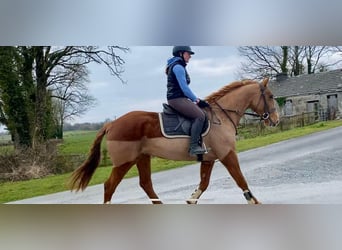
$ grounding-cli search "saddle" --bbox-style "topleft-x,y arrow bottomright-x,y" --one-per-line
158,103 -> 210,138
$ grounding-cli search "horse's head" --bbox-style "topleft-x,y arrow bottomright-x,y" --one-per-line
250,78 -> 280,127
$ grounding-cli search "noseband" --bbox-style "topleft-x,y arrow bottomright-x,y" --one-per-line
212,83 -> 277,134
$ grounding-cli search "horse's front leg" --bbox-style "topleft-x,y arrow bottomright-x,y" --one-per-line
220,150 -> 260,204
187,161 -> 215,204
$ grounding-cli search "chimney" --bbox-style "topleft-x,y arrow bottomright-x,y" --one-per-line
276,72 -> 288,82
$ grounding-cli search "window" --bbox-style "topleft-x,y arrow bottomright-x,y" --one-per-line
284,99 -> 293,116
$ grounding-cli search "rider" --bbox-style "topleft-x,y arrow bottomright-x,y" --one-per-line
165,46 -> 210,156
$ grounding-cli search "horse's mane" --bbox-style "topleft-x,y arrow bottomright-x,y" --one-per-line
205,79 -> 256,103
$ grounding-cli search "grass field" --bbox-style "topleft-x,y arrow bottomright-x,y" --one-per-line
59,130 -> 105,154
1,120 -> 342,203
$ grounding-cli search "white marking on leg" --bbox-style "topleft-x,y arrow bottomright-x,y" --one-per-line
149,198 -> 162,202
187,189 -> 203,204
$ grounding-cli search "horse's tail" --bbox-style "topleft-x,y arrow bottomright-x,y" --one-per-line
69,125 -> 107,192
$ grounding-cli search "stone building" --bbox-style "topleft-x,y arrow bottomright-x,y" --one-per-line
268,69 -> 342,120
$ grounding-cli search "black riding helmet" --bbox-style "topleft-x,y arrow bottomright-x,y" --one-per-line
172,46 -> 195,56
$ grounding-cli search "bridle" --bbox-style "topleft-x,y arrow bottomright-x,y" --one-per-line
211,83 -> 277,135
253,84 -> 277,124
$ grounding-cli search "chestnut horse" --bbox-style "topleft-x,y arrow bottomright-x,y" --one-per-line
69,78 -> 279,204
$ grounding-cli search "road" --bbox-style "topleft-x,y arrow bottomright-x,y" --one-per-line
7,126 -> 342,204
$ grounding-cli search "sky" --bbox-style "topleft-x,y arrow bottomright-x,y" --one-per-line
73,46 -> 242,124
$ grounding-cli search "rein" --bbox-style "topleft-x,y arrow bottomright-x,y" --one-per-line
212,101 -> 239,135
209,83 -> 277,135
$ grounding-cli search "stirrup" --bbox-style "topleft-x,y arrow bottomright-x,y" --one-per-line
189,143 -> 207,156
189,147 -> 206,156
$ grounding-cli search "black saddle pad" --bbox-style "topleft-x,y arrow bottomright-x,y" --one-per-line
159,103 -> 210,138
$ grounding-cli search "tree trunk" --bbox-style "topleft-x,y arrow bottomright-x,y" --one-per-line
33,47 -> 48,147
293,46 -> 300,76
0,47 -> 32,148
281,46 -> 288,73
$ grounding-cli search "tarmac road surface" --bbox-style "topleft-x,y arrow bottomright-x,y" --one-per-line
7,126 -> 342,204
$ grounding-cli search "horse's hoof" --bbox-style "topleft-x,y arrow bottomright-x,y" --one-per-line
243,190 -> 261,204
186,199 -> 198,204
186,189 -> 202,204
247,198 -> 261,204
104,201 -> 111,204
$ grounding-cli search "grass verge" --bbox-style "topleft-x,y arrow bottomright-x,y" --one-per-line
1,120 -> 342,203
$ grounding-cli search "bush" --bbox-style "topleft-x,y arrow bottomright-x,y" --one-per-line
52,154 -> 87,174
0,150 -> 50,182
0,140 -> 82,182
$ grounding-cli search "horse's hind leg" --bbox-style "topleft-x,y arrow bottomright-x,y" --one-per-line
187,161 -> 215,204
220,151 -> 260,204
104,161 -> 135,204
136,154 -> 162,204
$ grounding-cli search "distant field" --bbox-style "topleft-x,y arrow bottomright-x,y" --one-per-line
0,130 -> 102,154
59,130 -> 102,154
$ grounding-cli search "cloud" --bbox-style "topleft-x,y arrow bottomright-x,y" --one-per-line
126,98 -> 165,113
88,81 -> 111,90
189,55 -> 241,78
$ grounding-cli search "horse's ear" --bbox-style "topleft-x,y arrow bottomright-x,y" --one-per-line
262,77 -> 269,87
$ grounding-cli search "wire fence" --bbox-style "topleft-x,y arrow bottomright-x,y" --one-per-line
238,112 -> 320,139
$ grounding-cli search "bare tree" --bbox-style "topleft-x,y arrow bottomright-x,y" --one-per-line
237,46 -> 289,79
288,46 -> 305,76
321,46 -> 342,70
302,46 -> 333,74
50,63 -> 96,138
31,46 -> 129,145
238,46 -> 340,79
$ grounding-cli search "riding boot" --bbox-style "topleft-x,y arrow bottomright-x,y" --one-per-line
189,118 -> 206,156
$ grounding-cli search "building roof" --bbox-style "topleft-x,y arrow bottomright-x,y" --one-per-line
268,69 -> 342,98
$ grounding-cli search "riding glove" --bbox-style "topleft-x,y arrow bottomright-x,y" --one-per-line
197,99 -> 210,108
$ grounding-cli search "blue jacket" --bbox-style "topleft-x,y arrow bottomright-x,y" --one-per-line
166,57 -> 198,102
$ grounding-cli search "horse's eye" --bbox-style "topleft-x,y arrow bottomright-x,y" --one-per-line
269,95 -> 274,99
